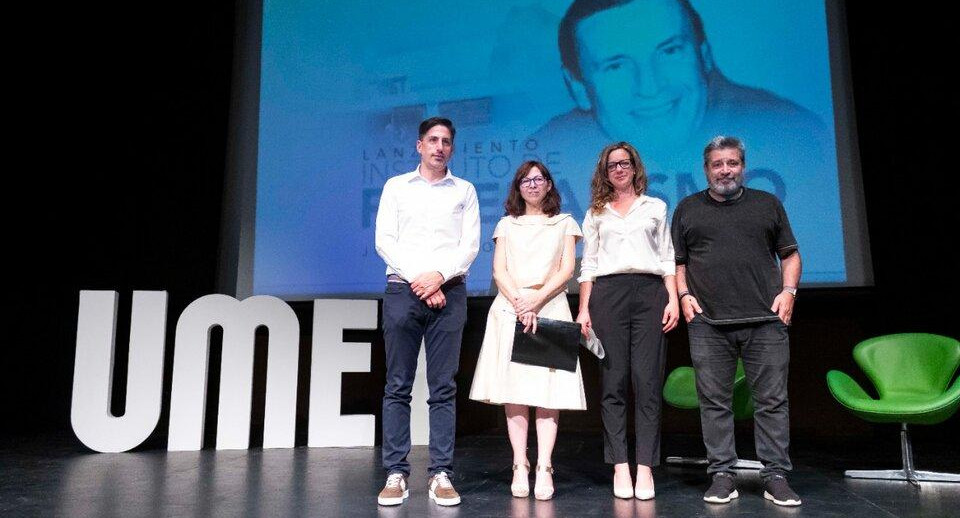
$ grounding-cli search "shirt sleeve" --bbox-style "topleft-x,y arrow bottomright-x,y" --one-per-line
671,200 -> 688,266
439,182 -> 481,281
492,217 -> 508,241
657,203 -> 676,276
774,199 -> 798,257
374,180 -> 414,280
577,209 -> 599,283
565,215 -> 583,240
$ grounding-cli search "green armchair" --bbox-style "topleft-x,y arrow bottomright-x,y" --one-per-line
826,333 -> 960,483
662,360 -> 762,469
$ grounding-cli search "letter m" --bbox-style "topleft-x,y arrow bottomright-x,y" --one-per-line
167,295 -> 299,451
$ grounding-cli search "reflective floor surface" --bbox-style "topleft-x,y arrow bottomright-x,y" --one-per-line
2,433 -> 958,517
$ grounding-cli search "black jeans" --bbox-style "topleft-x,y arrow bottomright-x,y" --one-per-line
590,274 -> 668,466
381,282 -> 466,477
687,316 -> 792,478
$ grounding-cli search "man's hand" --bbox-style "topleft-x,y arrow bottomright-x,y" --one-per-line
410,271 -> 444,300
771,291 -> 795,325
681,295 -> 703,323
425,289 -> 446,309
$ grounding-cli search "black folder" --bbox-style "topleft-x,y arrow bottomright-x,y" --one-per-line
511,317 -> 580,372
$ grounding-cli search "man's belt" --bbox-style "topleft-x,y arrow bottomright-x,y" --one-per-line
387,274 -> 464,288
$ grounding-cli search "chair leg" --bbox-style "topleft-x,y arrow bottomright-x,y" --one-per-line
844,424 -> 960,483
665,456 -> 762,470
733,459 -> 763,470
665,456 -> 708,467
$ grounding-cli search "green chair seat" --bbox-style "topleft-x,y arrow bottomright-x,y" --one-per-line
827,370 -> 960,424
664,361 -> 754,419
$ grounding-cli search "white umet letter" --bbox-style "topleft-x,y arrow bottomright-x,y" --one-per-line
71,290 -> 168,453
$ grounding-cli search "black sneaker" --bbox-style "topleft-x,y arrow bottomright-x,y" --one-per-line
703,472 -> 738,504
763,475 -> 801,506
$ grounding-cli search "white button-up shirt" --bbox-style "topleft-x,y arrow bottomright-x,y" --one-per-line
578,195 -> 676,283
375,167 -> 481,282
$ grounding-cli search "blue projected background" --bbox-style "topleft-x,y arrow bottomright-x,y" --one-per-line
254,0 -> 854,298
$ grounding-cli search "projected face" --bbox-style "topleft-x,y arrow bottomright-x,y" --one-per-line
605,148 -> 636,191
416,124 -> 454,173
519,166 -> 552,209
704,148 -> 745,198
569,0 -> 708,150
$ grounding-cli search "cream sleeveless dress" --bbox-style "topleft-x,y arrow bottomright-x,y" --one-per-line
469,214 -> 587,410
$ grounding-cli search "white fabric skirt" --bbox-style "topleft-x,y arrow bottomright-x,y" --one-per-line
469,289 -> 587,410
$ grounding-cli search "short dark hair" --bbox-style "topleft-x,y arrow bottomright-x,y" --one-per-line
504,161 -> 562,217
559,0 -> 707,80
703,135 -> 746,166
418,117 -> 456,140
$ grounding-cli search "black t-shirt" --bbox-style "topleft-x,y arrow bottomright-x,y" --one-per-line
671,188 -> 797,324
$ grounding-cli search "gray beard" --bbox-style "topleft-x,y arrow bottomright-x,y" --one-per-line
710,178 -> 743,198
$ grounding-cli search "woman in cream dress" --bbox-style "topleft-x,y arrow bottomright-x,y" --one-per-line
470,161 -> 586,501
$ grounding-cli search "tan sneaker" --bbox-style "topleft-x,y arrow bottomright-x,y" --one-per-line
377,473 -> 408,506
428,472 -> 461,506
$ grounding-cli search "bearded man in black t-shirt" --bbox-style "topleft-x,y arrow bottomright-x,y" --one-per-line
671,136 -> 803,507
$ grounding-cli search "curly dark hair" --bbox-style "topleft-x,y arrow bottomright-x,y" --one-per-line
504,161 -> 562,217
589,142 -> 647,214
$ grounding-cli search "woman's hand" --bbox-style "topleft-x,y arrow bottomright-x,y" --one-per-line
519,311 -> 538,334
513,291 -> 545,316
575,310 -> 591,338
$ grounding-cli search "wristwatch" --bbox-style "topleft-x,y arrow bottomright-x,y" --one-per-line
782,286 -> 798,297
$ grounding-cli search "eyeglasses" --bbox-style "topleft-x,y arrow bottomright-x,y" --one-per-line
606,159 -> 633,172
519,176 -> 547,188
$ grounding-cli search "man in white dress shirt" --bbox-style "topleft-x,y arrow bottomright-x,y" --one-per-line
374,117 -> 481,507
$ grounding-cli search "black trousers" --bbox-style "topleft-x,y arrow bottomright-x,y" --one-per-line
688,317 -> 792,478
589,274 -> 668,466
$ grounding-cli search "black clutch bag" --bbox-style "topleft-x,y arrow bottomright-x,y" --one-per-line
511,317 -> 580,372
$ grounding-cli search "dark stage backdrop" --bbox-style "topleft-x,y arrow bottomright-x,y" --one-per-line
6,1 -> 957,449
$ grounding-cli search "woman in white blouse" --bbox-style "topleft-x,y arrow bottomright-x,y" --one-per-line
470,161 -> 586,501
576,142 -> 679,500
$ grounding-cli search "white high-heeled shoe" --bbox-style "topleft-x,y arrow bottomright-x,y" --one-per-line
613,469 -> 634,499
635,469 -> 655,500
534,464 -> 555,501
635,487 -> 655,500
511,462 -> 530,498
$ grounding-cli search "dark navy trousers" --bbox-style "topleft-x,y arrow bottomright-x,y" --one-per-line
381,281 -> 466,477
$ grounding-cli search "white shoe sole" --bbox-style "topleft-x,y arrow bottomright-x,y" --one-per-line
429,489 -> 461,506
764,491 -> 801,506
377,489 -> 408,506
635,489 -> 655,500
704,489 -> 739,504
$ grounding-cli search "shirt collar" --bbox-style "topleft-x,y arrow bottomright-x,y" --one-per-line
410,166 -> 454,185
605,194 -> 648,216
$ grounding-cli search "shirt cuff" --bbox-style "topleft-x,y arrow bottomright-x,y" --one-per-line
660,261 -> 677,276
576,272 -> 596,284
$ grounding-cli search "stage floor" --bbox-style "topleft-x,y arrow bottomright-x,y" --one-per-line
2,433 -> 958,517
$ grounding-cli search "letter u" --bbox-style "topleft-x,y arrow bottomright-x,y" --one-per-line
71,291 -> 168,452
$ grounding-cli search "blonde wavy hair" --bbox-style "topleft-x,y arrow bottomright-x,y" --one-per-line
589,142 -> 647,214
